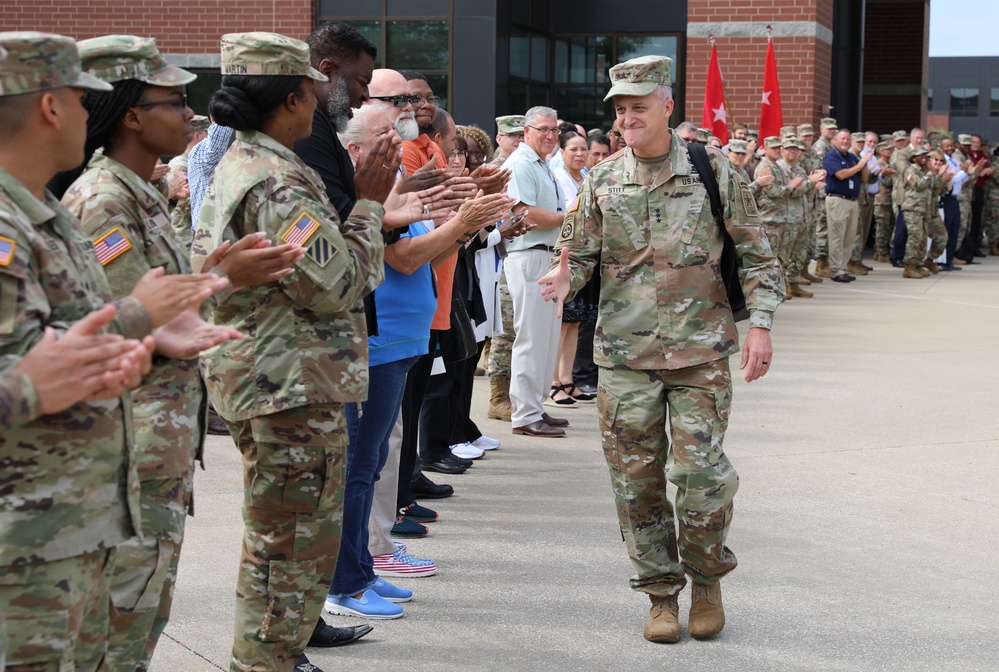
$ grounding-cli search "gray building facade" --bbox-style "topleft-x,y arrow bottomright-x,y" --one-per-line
928,56 -> 999,140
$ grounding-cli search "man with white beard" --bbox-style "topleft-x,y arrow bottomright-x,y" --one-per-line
367,69 -> 446,175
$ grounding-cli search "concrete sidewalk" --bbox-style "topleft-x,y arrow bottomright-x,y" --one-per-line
150,258 -> 999,672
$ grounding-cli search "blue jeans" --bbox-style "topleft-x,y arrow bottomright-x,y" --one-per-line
329,356 -> 418,598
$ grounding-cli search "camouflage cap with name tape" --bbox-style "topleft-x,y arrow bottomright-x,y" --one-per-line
604,55 -> 671,101
496,114 -> 525,134
77,35 -> 196,86
0,31 -> 112,96
220,32 -> 327,81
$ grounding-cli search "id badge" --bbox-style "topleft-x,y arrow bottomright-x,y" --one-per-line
848,179 -> 854,190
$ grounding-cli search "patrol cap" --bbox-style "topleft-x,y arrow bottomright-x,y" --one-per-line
191,114 -> 210,132
77,35 -> 195,86
892,130 -> 908,142
496,114 -> 525,134
0,31 -> 112,97
797,123 -> 815,136
879,134 -> 892,142
604,55 -> 671,101
747,131 -> 759,141
728,139 -> 748,154
851,132 -> 866,143
763,136 -> 782,149
780,125 -> 796,136
696,127 -> 711,143
911,147 -> 930,158
876,141 -> 891,152
220,32 -> 327,81
820,117 -> 837,129
782,137 -> 800,149
957,133 -> 972,145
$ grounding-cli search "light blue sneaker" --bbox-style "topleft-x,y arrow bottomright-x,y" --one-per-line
370,577 -> 413,603
325,589 -> 403,620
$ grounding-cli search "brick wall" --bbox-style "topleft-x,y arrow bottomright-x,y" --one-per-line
685,0 -> 834,131
861,0 -> 928,133
2,0 -> 315,52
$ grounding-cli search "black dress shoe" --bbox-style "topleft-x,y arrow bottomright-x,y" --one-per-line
541,412 -> 569,427
832,274 -> 853,283
308,619 -> 373,648
411,474 -> 453,499
295,653 -> 325,671
890,259 -> 905,268
423,456 -> 468,474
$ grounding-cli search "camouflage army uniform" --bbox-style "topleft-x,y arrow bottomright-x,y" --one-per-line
778,155 -> 811,284
0,365 -> 41,430
811,136 -> 833,258
951,146 -> 973,248
873,159 -> 895,258
556,128 -> 784,597
62,149 -> 205,672
0,32 -> 156,672
900,160 -> 936,265
191,121 -> 385,669
797,144 -> 820,258
984,155 -> 999,249
753,154 -> 793,271
167,152 -> 194,250
486,149 -> 510,169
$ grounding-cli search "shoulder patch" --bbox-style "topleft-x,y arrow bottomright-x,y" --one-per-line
0,235 -> 15,267
740,184 -> 760,217
305,233 -> 337,268
281,211 -> 321,246
92,227 -> 132,266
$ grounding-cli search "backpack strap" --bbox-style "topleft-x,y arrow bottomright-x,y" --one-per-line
686,142 -> 725,235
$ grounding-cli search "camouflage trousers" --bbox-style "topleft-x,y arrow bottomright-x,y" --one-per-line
902,209 -> 947,264
786,215 -> 810,283
0,549 -> 114,671
956,197 -> 972,249
487,267 -> 514,380
873,202 -> 894,256
598,359 -> 739,596
814,194 -> 829,258
762,222 -> 790,276
984,198 -> 999,244
851,199 -> 876,262
228,404 -> 347,672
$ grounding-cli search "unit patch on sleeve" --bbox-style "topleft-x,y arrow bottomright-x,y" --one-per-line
92,228 -> 132,266
306,233 -> 337,268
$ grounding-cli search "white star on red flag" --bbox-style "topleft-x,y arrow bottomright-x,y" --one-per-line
761,91 -> 772,106
712,103 -> 727,123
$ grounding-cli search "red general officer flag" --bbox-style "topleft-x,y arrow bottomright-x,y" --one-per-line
702,44 -> 729,145
758,37 -> 783,140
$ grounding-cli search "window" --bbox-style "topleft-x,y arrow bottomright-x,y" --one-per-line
509,26 -> 551,109
949,88 -> 979,117
926,88 -> 932,111
991,88 -> 999,117
187,70 -> 222,117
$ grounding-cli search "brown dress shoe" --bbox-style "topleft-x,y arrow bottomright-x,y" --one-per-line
541,412 -> 569,427
644,594 -> 681,643
689,582 -> 725,639
512,420 -> 565,437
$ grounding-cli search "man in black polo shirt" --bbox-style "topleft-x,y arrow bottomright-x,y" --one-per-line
823,129 -> 868,282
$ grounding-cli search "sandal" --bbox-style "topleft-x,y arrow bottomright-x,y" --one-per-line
544,383 -> 577,406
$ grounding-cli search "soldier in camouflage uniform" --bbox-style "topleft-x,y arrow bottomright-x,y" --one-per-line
779,138 -> 820,298
0,32 -> 228,672
810,117 -> 837,276
754,136 -> 801,293
166,114 -> 209,251
540,55 -> 784,644
871,142 -> 897,262
899,148 -> 936,278
984,148 -> 999,255
190,32 -> 398,672
795,124 -> 825,284
487,114 -> 523,168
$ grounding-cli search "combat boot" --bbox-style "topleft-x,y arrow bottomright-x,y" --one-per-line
922,258 -> 940,274
788,283 -> 814,298
990,243 -> 999,256
644,593 -> 680,643
814,257 -> 833,278
689,581 -> 725,639
846,261 -> 869,276
800,267 -> 823,284
873,251 -> 889,263
902,263 -> 926,279
797,275 -> 811,286
487,376 -> 512,421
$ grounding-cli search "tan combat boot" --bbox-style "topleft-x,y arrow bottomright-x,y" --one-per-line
922,258 -> 940,274
788,283 -> 814,298
902,263 -> 926,279
814,257 -> 834,278
797,275 -> 812,286
644,593 -> 681,643
689,582 -> 725,640
873,251 -> 889,263
800,267 -> 823,284
487,376 -> 512,421
846,261 -> 869,276
990,244 -> 999,256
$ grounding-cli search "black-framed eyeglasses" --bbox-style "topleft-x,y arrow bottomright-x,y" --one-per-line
526,124 -> 560,137
448,150 -> 467,159
370,94 -> 420,108
468,152 -> 487,161
134,94 -> 188,110
417,96 -> 442,107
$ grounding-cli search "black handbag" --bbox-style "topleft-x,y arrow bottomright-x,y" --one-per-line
440,288 -> 477,364
687,143 -> 750,322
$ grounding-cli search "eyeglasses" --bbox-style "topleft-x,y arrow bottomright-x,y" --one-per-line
134,94 -> 188,110
468,152 -> 486,161
417,96 -> 442,107
607,130 -> 622,137
526,125 -> 560,137
369,94 -> 421,108
448,150 -> 467,159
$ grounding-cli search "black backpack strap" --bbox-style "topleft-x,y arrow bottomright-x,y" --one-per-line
686,142 -> 725,234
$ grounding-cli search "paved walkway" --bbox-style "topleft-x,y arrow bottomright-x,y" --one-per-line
151,258 -> 999,672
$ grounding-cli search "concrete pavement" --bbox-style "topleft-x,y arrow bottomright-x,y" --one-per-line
150,258 -> 999,672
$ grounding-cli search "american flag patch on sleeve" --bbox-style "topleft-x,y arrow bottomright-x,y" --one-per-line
93,228 -> 132,266
280,212 -> 321,246
0,236 -> 15,267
